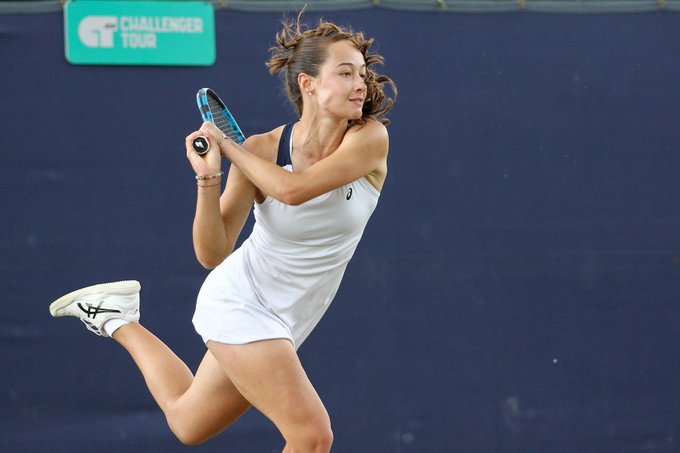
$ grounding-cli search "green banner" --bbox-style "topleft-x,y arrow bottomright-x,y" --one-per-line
64,1 -> 216,66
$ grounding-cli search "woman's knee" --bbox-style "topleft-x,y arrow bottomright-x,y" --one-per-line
311,422 -> 334,451
165,405 -> 215,446
168,418 -> 209,446
317,425 -> 334,451
285,419 -> 334,452
170,428 -> 205,446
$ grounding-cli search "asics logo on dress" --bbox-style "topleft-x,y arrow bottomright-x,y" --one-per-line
77,301 -> 121,319
346,187 -> 353,200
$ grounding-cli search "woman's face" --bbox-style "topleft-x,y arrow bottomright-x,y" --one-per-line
312,40 -> 367,121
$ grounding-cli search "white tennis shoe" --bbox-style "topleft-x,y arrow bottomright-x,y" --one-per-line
49,280 -> 141,337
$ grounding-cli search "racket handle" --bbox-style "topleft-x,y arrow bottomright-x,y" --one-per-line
192,136 -> 210,155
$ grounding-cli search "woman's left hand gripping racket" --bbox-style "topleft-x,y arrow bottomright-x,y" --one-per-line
191,88 -> 246,155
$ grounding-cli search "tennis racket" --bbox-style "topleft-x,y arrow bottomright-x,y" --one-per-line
191,88 -> 245,155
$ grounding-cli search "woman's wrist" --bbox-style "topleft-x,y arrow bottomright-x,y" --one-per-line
195,170 -> 223,189
195,171 -> 224,181
197,181 -> 221,189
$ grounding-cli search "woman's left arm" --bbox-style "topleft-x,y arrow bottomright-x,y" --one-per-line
202,120 -> 388,206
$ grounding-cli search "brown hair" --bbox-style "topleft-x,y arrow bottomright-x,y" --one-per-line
266,14 -> 397,125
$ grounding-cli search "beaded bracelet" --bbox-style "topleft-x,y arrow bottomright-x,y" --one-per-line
195,171 -> 224,181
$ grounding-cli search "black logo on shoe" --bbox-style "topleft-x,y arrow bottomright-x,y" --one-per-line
346,187 -> 353,200
81,319 -> 100,334
78,301 -> 121,319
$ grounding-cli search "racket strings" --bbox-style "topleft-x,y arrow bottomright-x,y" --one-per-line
207,98 -> 243,142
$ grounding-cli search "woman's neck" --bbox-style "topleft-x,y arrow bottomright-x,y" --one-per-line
294,115 -> 348,161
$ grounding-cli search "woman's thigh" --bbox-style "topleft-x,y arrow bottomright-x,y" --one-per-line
207,339 -> 331,442
168,350 -> 251,444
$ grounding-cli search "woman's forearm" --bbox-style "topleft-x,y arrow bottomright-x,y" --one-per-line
221,140 -> 302,204
192,184 -> 230,269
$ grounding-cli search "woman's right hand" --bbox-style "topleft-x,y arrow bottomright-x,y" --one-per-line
185,126 -> 223,178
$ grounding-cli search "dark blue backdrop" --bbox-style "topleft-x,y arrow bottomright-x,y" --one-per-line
1,9 -> 679,453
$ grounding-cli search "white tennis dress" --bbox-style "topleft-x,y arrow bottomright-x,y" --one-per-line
193,123 -> 380,349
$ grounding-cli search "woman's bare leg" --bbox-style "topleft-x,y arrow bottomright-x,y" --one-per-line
208,339 -> 333,453
112,323 -> 251,445
49,281 -> 251,445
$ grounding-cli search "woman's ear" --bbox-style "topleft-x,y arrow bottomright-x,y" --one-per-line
297,73 -> 315,96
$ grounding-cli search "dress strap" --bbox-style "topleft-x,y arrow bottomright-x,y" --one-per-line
276,123 -> 293,167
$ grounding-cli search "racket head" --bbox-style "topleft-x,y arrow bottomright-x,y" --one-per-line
196,88 -> 246,145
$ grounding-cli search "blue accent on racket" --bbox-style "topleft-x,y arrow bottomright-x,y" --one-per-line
195,87 -> 245,147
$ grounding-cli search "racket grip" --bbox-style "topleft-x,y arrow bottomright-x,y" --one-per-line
192,136 -> 210,155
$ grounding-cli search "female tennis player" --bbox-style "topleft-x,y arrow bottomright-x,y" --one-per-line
50,15 -> 395,452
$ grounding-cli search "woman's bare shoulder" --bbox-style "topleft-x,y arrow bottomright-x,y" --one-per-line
344,119 -> 389,155
347,118 -> 388,142
242,125 -> 288,162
